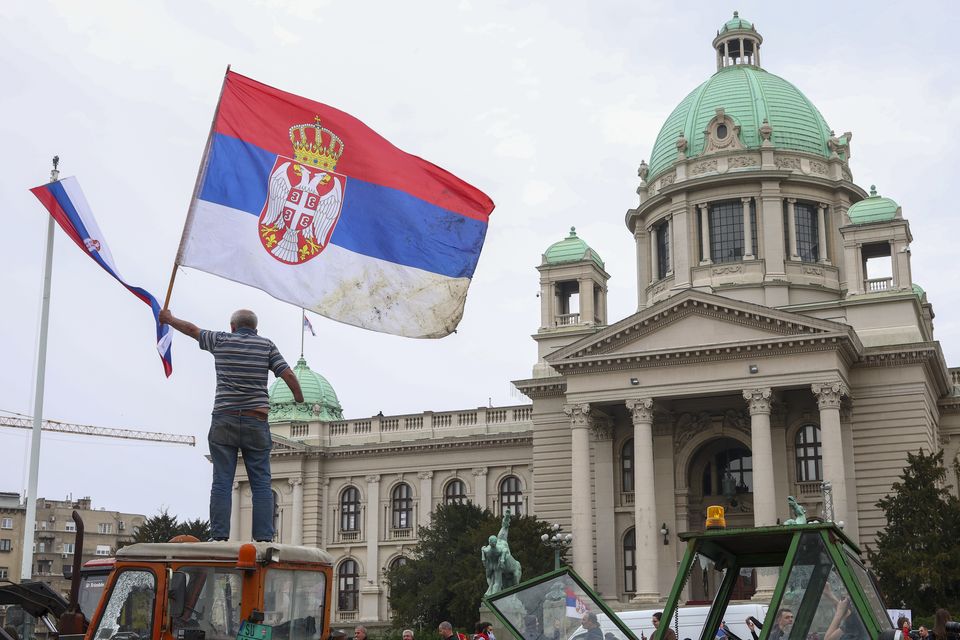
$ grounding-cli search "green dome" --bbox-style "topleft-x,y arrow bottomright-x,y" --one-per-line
543,227 -> 604,269
847,186 -> 900,224
647,65 -> 832,181
268,357 -> 343,423
722,11 -> 753,31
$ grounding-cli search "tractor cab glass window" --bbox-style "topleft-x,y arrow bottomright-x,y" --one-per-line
843,549 -> 892,632
771,533 -> 868,640
264,568 -> 326,640
92,569 -> 156,640
171,567 -> 243,640
79,572 -> 110,621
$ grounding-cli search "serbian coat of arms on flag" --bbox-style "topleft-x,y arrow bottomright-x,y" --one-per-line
177,70 -> 494,339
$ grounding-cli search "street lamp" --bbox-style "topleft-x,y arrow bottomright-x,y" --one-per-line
541,523 -> 573,570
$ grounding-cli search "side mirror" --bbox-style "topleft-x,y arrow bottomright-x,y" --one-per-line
168,571 -> 188,619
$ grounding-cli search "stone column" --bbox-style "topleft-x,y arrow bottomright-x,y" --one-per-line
787,198 -> 799,260
636,228 -> 650,309
743,389 -> 777,527
650,227 -> 659,282
699,204 -> 712,264
365,475 -> 381,583
817,204 -> 829,263
812,382 -> 849,527
739,38 -> 744,64
626,398 -> 659,603
840,406 -> 860,543
321,477 -> 331,546
591,419 -> 617,598
472,468 -> 488,508
418,471 -> 433,528
540,282 -> 553,327
565,403 -> 595,584
230,481 -> 241,541
723,41 -> 729,66
289,477 -> 304,545
742,197 -> 754,259
579,278 -> 595,325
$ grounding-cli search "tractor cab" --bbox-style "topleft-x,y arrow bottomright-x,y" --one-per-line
76,541 -> 333,640
657,513 -> 894,640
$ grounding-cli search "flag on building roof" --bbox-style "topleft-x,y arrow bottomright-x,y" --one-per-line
303,313 -> 315,336
30,177 -> 174,377
176,70 -> 494,338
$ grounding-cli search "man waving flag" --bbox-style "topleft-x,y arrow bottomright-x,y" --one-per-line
174,70 -> 494,339
31,177 -> 174,376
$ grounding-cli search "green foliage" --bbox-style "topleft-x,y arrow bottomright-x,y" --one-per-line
118,509 -> 211,547
866,449 -> 960,618
386,502 -> 563,629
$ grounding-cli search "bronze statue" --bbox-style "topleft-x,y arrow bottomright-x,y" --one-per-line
482,510 -> 522,596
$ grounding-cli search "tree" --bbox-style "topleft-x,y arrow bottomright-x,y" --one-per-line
119,509 -> 211,547
866,449 -> 960,617
386,503 -> 563,630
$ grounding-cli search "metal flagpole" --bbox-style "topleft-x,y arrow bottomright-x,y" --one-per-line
21,156 -> 60,580
301,309 -> 305,357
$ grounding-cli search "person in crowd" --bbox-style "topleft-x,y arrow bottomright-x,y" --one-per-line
475,622 -> 493,640
746,616 -> 762,640
933,609 -> 952,640
354,626 -> 368,640
770,609 -> 794,640
581,613 -> 603,640
439,622 -> 457,640
403,631 -> 415,640
652,612 -> 677,640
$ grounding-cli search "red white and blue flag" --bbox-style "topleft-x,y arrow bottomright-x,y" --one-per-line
303,313 -> 315,337
30,177 -> 174,377
177,70 -> 494,338
565,587 -> 590,618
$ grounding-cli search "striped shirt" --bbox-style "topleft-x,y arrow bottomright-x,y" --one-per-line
199,327 -> 290,413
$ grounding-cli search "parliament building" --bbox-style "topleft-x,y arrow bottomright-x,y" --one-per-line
232,13 -> 960,626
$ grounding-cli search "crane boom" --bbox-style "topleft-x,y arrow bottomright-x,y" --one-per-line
0,414 -> 195,446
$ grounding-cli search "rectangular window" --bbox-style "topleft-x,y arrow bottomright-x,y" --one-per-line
708,200 -> 756,263
39,542 -> 46,553
65,522 -> 76,532
97,523 -> 113,535
0,518 -> 12,529
0,568 -> 7,579
656,221 -> 671,279
265,568 -> 327,638
63,542 -> 75,554
0,539 -> 11,552
795,202 -> 819,262
96,545 -> 111,556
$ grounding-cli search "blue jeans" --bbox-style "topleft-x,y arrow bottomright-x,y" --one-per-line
208,413 -> 274,541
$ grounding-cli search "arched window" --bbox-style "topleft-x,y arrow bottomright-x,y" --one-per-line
623,528 -> 636,593
795,424 -> 823,482
340,486 -> 360,532
706,446 -> 753,496
621,439 -> 635,493
337,559 -> 359,612
272,490 -> 281,542
391,483 -> 413,530
444,479 -> 467,505
499,476 -> 523,516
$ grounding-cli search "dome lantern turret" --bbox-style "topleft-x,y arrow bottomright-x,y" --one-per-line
713,12 -> 763,70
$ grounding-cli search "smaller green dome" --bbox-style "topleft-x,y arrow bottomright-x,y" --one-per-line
722,11 -> 753,31
912,283 -> 925,299
543,227 -> 604,269
848,185 -> 900,224
268,357 -> 343,423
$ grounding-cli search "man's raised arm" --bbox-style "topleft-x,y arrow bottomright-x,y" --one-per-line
158,309 -> 201,340
280,368 -> 305,403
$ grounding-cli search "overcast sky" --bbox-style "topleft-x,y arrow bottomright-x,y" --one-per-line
2,0 -> 958,522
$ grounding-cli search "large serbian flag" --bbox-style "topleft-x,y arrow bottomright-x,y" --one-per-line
30,178 -> 174,377
177,70 -> 494,338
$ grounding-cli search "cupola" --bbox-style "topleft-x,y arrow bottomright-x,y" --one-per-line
712,12 -> 762,70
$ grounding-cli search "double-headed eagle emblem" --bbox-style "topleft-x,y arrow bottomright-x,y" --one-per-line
258,117 -> 346,264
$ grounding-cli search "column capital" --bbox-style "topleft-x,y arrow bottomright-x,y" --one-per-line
786,197 -> 797,205
417,471 -> 434,480
818,202 -> 829,210
743,388 -> 774,415
741,197 -> 752,205
321,476 -> 331,486
591,416 -> 614,442
472,467 -> 488,478
365,474 -> 381,484
625,398 -> 655,424
287,477 -> 303,487
811,382 -> 849,409
697,203 -> 709,212
563,403 -> 592,428
232,481 -> 241,491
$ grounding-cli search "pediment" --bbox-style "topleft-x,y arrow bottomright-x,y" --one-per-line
546,290 -> 857,364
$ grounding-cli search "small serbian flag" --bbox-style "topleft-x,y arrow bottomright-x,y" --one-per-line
177,70 -> 494,338
30,177 -> 174,377
303,313 -> 315,336
565,587 -> 590,618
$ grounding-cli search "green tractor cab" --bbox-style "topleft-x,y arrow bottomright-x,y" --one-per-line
659,520 -> 893,640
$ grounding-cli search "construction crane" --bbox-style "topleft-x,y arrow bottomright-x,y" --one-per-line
0,410 -> 195,446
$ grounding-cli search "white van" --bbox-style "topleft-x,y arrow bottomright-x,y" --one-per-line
569,603 -> 768,640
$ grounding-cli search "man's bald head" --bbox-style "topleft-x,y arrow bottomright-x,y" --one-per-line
230,309 -> 258,331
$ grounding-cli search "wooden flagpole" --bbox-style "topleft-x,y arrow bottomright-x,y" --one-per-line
163,64 -> 232,310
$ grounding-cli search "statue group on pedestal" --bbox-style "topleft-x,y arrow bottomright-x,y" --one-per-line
482,510 -> 522,596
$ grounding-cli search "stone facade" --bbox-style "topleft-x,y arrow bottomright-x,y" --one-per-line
232,12 -> 960,628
